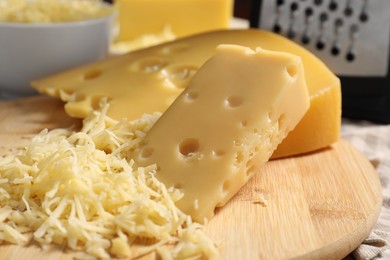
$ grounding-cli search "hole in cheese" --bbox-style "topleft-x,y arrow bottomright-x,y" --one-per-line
240,120 -> 248,127
74,92 -> 86,101
162,65 -> 198,89
174,183 -> 183,189
178,138 -> 200,157
161,43 -> 190,54
225,95 -> 244,108
84,69 -> 102,80
233,139 -> 242,146
222,180 -> 230,194
141,146 -> 154,158
234,150 -> 244,168
246,159 -> 256,176
172,66 -> 197,80
61,88 -> 75,95
91,95 -> 111,110
133,58 -> 168,72
184,91 -> 198,101
211,149 -> 225,157
286,64 -> 298,78
278,114 -> 286,129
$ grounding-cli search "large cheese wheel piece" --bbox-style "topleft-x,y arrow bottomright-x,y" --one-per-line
135,45 -> 310,221
32,29 -> 341,158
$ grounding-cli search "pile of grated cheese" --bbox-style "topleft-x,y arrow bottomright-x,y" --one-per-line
0,100 -> 219,259
0,0 -> 114,23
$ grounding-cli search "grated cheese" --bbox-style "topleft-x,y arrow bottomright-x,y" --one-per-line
0,0 -> 114,23
0,100 -> 219,259
253,193 -> 268,207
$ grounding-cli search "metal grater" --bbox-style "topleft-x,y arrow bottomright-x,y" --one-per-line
250,0 -> 390,123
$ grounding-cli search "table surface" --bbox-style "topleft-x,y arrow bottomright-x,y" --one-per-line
341,119 -> 390,259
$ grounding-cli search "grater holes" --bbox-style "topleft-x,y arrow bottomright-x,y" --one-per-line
360,0 -> 369,23
331,46 -> 340,56
301,6 -> 313,44
290,2 -> 299,12
359,12 -> 369,23
344,8 -> 353,17
266,0 -> 368,62
346,52 -> 356,62
287,29 -> 296,39
328,0 -> 338,11
335,18 -> 344,29
301,35 -> 310,44
344,4 -> 353,17
273,23 -> 282,33
319,12 -> 328,23
350,24 -> 359,35
316,40 -> 326,50
305,7 -> 314,17
287,2 -> 299,39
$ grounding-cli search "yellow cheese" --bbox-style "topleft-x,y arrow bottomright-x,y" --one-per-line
32,29 -> 341,158
110,25 -> 176,54
135,45 -> 310,221
115,0 -> 233,41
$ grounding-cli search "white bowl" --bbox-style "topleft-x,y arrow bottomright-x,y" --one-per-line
0,13 -> 115,100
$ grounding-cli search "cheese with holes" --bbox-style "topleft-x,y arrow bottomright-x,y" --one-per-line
135,45 -> 310,221
115,0 -> 233,41
32,29 -> 341,158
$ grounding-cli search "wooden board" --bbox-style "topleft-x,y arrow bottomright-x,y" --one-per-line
0,96 -> 382,259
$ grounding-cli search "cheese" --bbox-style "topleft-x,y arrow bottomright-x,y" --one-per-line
32,29 -> 341,158
110,25 -> 176,54
0,0 -> 114,23
115,0 -> 233,41
134,45 -> 310,221
0,101 -> 219,259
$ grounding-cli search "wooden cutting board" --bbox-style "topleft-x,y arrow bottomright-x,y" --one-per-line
0,96 -> 382,259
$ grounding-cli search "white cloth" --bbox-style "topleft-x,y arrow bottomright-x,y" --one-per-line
342,119 -> 390,259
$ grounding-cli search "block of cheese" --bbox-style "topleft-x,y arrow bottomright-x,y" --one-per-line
135,45 -> 310,221
115,0 -> 233,41
32,29 -> 341,158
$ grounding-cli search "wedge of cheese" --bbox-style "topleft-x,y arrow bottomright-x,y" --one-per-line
115,0 -> 233,41
32,29 -> 341,158
135,45 -> 310,221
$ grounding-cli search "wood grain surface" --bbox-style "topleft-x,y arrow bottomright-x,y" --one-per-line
0,96 -> 383,259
